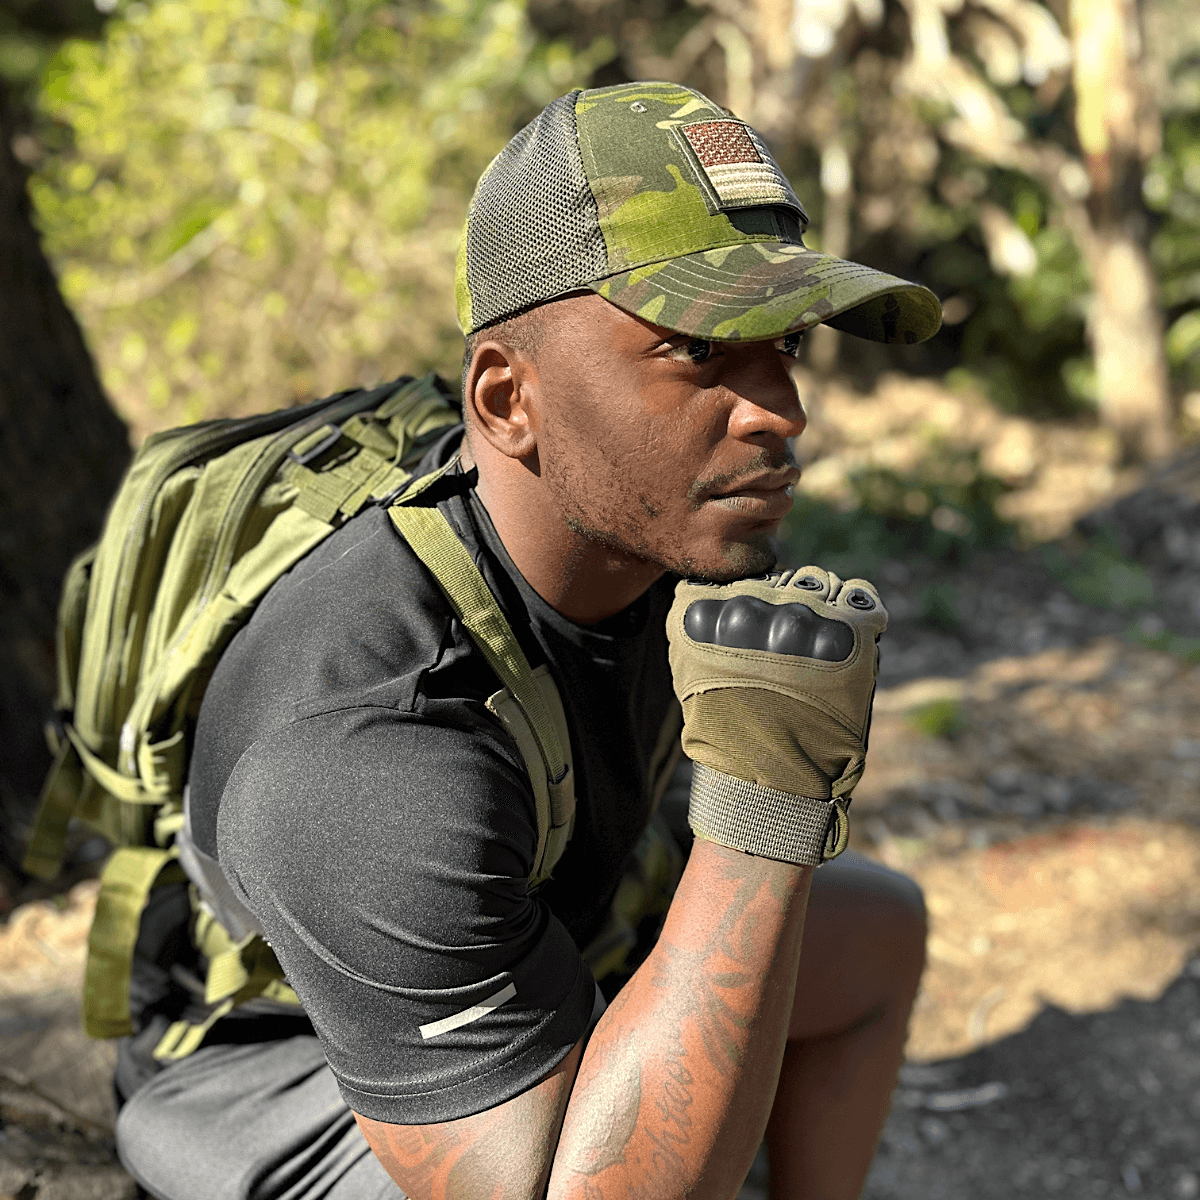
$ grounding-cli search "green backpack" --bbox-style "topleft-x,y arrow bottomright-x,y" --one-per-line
22,373 -> 614,1060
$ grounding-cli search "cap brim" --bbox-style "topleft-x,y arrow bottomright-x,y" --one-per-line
590,241 -> 942,344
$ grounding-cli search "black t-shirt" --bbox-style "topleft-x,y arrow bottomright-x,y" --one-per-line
188,427 -> 678,1125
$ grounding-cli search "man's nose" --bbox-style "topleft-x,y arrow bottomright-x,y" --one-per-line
726,362 -> 807,443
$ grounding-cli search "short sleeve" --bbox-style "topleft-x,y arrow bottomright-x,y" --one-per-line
216,703 -> 596,1124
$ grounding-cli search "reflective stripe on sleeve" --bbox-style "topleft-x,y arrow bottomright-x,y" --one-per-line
418,982 -> 517,1041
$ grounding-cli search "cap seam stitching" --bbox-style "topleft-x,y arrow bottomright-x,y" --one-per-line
573,103 -> 614,272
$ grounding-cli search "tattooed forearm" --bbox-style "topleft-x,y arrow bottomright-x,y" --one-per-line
547,840 -> 813,1200
644,1016 -> 693,1177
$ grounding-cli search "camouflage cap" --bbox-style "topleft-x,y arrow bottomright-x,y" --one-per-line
456,81 -> 942,344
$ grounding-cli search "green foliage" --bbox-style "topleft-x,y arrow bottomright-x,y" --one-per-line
779,449 -> 1012,577
779,497 -> 910,578
1041,540 -> 1155,611
923,173 -> 1094,419
919,583 -> 962,633
29,0 -> 609,433
0,32 -> 48,87
907,698 -> 969,740
848,449 -> 1013,548
0,0 -> 106,98
1128,625 -> 1200,664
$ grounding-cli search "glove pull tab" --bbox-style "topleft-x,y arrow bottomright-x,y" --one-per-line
822,798 -> 851,861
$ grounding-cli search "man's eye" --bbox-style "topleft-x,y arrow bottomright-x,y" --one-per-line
774,331 -> 805,358
664,338 -> 719,364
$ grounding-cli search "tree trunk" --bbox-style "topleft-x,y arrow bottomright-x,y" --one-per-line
1087,231 -> 1173,461
1069,0 -> 1173,463
809,133 -> 852,374
0,82 -> 129,882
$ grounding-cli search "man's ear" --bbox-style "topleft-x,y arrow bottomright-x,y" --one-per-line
463,341 -> 539,461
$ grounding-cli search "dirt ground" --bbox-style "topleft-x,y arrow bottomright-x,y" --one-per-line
2,433 -> 1199,1199
0,879 -> 131,1199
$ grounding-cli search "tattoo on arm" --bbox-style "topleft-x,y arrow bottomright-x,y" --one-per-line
355,1037 -> 583,1200
551,847 -> 809,1199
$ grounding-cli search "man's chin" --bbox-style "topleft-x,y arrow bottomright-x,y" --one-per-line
565,514 -> 779,584
666,534 -> 779,583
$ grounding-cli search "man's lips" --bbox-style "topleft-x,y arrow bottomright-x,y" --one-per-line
710,466 -> 802,500
704,467 -> 802,521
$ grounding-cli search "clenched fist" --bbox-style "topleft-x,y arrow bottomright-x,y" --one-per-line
667,567 -> 887,866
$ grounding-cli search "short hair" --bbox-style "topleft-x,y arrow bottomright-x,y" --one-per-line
460,307 -> 546,402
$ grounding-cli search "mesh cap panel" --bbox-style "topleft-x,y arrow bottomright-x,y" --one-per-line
463,92 -> 609,332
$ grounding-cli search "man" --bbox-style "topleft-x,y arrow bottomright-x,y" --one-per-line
115,81 -> 939,1200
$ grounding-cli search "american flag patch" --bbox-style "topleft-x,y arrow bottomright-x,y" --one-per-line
678,120 -> 804,217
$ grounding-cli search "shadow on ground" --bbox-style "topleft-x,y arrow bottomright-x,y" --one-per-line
864,967 -> 1200,1198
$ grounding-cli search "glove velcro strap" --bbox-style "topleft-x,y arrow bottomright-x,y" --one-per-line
689,764 -> 850,866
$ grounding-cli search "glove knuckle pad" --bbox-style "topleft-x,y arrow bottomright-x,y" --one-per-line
683,596 -> 854,663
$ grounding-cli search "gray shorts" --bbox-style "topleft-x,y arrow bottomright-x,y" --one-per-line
116,1032 -> 402,1200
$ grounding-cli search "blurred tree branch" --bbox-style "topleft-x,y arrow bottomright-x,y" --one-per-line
1068,0 -> 1171,461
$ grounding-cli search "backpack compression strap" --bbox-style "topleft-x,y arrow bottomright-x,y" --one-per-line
82,845 -> 187,1038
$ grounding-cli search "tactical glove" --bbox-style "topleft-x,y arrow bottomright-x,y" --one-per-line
667,567 -> 887,866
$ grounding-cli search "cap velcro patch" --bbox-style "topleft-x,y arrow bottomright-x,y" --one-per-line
677,120 -> 805,219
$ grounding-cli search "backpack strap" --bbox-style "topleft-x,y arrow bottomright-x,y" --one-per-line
23,721 -> 162,883
387,483 -> 575,881
23,734 -> 87,880
152,911 -> 299,1062
82,845 -> 187,1038
388,487 -> 570,791
485,668 -> 574,887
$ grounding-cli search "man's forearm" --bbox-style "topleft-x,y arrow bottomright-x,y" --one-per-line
548,838 -> 813,1200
